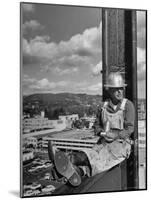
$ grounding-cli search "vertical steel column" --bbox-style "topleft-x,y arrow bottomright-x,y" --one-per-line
102,8 -> 138,189
102,9 -> 125,101
125,10 -> 138,190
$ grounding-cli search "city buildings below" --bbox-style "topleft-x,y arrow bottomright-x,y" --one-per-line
59,114 -> 79,121
137,99 -> 146,112
59,114 -> 79,129
80,116 -> 96,129
23,150 -> 34,163
23,114 -> 80,134
22,114 -> 82,139
138,119 -> 146,189
23,137 -> 38,148
23,117 -> 55,133
138,111 -> 146,120
138,120 -> 146,149
138,99 -> 146,120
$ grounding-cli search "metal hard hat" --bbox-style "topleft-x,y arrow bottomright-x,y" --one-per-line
104,72 -> 127,88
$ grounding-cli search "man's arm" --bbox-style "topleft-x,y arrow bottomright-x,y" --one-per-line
118,100 -> 135,139
93,107 -> 104,136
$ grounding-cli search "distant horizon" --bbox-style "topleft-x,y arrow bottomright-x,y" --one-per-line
22,92 -> 146,99
23,91 -> 102,96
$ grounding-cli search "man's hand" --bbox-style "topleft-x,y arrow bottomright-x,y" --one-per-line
94,127 -> 103,136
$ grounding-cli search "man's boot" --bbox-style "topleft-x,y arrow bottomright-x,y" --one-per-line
54,151 -> 82,186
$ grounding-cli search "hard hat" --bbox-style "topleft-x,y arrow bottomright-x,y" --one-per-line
104,72 -> 127,88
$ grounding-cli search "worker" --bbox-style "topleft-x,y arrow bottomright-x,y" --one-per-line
48,72 -> 135,186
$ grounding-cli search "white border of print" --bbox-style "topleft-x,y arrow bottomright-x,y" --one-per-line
0,0 -> 149,200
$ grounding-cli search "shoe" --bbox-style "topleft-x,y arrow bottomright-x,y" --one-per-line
68,166 -> 82,186
54,151 -> 82,186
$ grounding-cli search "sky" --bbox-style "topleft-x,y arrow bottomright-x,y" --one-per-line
21,3 -> 146,98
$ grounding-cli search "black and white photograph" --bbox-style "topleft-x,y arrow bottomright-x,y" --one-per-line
20,2 -> 146,198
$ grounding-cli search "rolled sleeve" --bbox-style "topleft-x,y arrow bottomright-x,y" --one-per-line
118,100 -> 135,139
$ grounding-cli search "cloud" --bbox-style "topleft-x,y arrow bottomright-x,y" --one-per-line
137,12 -> 146,98
138,80 -> 146,98
23,38 -> 31,55
30,79 -> 68,90
137,11 -> 146,30
22,36 -> 52,65
23,75 -> 90,94
75,47 -> 93,57
31,35 -> 50,43
137,27 -> 146,49
23,77 -> 69,92
36,79 -> 55,89
23,74 -> 36,85
137,47 -> 145,64
50,66 -> 79,75
87,83 -> 102,92
22,3 -> 35,13
137,63 -> 146,81
22,75 -> 37,94
92,61 -> 102,76
23,20 -> 44,37
137,11 -> 146,49
137,47 -> 146,82
22,24 -> 102,72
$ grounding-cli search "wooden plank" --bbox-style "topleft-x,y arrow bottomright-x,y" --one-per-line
52,142 -> 94,148
51,146 -> 93,151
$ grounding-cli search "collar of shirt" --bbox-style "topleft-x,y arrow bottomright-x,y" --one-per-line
106,99 -> 123,113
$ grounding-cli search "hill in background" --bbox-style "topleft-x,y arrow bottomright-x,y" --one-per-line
23,93 -> 103,119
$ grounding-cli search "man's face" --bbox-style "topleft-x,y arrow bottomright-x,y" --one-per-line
108,87 -> 124,102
